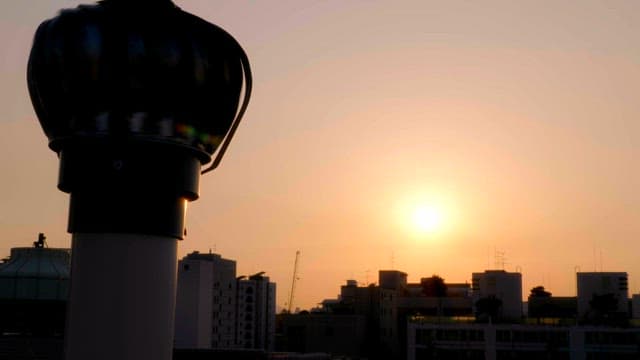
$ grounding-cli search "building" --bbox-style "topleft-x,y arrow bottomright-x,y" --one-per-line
175,251 -> 238,349
632,294 -> 640,319
577,272 -> 628,322
278,313 -> 366,357
407,319 -> 640,360
527,296 -> 577,320
174,251 -> 276,351
0,233 -> 69,336
0,234 -> 69,360
280,272 -> 473,359
472,270 -> 523,321
237,273 -> 276,351
406,271 -> 639,359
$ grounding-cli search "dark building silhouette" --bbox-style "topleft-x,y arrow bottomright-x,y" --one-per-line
0,234 -> 69,359
528,296 -> 577,320
278,270 -> 473,359
278,312 -> 366,357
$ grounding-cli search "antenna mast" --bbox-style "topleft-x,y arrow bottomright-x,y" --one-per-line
287,250 -> 301,313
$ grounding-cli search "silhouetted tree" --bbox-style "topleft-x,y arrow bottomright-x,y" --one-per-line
421,275 -> 448,318
530,285 -> 552,298
475,296 -> 502,323
587,293 -> 624,325
421,275 -> 448,297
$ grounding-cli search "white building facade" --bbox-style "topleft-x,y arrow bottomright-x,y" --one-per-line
174,252 -> 237,349
174,252 -> 276,351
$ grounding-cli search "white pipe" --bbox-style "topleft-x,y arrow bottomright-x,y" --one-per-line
64,233 -> 177,360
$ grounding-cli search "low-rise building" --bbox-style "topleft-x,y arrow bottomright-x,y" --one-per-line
472,270 -> 523,321
278,313 -> 366,357
577,272 -> 628,322
408,318 -> 640,360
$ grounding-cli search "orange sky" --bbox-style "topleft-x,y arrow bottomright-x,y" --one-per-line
1,0 -> 640,310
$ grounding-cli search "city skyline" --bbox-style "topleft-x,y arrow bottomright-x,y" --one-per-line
1,0 -> 640,310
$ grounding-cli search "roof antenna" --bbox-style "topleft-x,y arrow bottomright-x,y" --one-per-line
34,233 -> 47,248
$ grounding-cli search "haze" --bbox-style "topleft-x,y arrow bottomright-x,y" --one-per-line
1,0 -> 639,310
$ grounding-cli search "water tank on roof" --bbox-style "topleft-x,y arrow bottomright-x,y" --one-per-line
0,234 -> 70,301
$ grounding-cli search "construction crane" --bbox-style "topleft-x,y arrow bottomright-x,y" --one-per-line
286,250 -> 301,314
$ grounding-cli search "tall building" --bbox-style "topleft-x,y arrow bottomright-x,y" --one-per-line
472,270 -> 523,321
237,273 -> 276,351
174,251 -> 237,349
174,251 -> 276,351
577,272 -> 628,320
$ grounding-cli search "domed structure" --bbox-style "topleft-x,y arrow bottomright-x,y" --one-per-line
0,234 -> 69,301
0,234 -> 69,337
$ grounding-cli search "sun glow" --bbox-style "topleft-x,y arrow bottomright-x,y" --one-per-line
412,205 -> 443,234
393,189 -> 456,238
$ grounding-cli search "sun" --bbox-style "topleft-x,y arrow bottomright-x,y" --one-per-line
411,205 -> 443,234
412,206 -> 442,232
393,189 -> 456,238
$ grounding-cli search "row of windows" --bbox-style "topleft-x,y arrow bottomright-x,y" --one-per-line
416,347 -> 640,360
211,326 -> 233,333
416,329 -> 484,344
416,328 -> 640,348
585,331 -> 640,345
496,350 -> 569,360
211,281 -> 234,290
379,291 -> 396,301
212,311 -> 234,319
416,348 -> 485,360
496,330 -> 569,346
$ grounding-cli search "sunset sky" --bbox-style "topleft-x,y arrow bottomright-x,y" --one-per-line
1,0 -> 639,310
